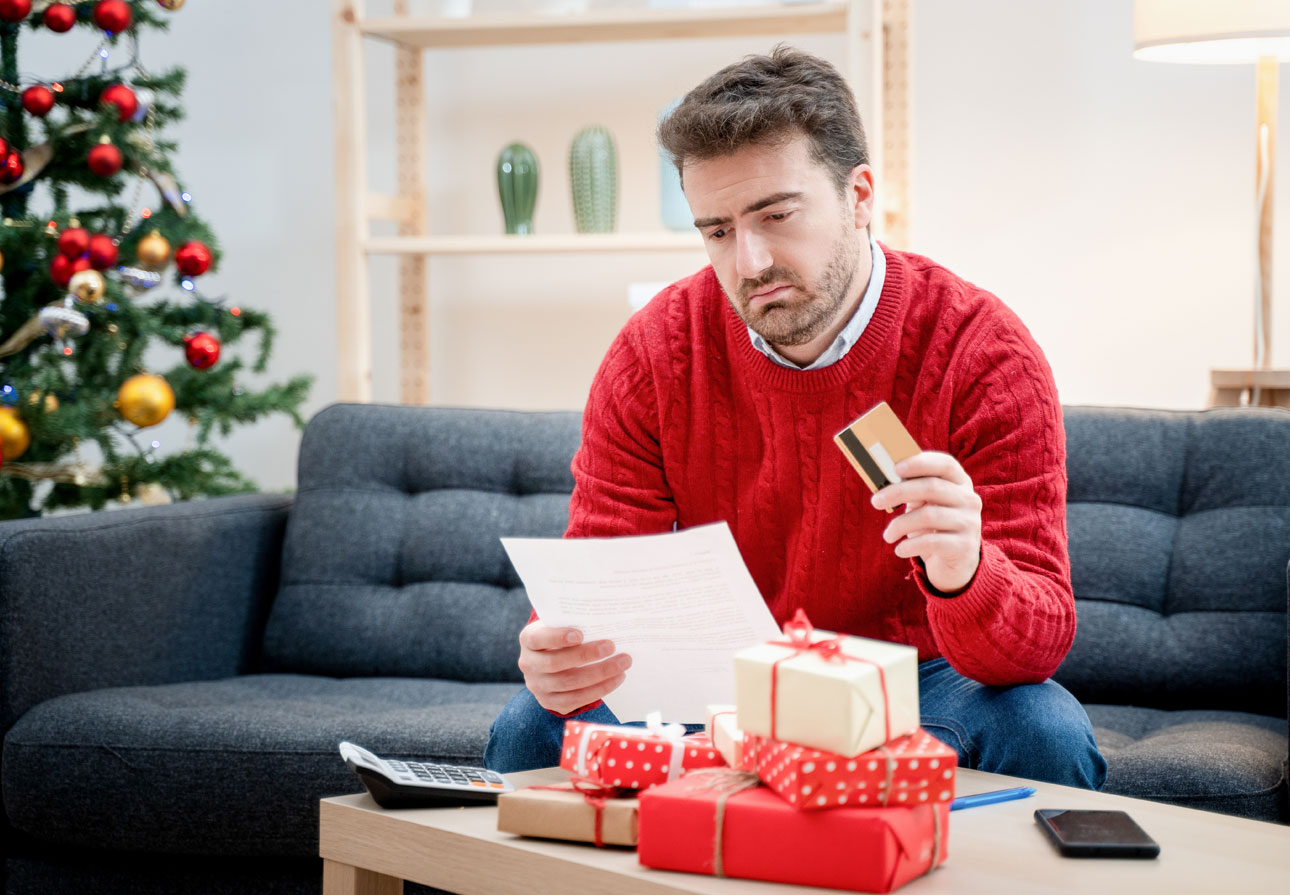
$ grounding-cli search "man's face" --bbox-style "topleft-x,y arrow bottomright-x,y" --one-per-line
683,134 -> 873,353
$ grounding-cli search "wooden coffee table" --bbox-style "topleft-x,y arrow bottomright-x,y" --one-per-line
319,767 -> 1290,894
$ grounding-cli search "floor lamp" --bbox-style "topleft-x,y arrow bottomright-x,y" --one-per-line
1134,0 -> 1290,408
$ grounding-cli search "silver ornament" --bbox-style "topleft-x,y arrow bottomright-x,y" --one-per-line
118,266 -> 162,290
39,300 -> 90,341
131,87 -> 156,123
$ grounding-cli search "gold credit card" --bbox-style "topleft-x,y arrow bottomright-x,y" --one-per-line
833,402 -> 922,510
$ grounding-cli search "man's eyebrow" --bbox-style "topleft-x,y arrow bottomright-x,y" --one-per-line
693,191 -> 803,230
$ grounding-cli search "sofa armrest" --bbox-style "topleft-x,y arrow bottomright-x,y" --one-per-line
0,493 -> 291,736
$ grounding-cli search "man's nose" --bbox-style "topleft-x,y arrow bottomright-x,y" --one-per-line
735,229 -> 772,281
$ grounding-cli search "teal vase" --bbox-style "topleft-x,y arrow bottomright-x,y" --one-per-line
569,125 -> 618,233
658,98 -> 691,232
497,142 -> 539,235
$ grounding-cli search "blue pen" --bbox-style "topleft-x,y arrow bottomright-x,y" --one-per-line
950,786 -> 1036,811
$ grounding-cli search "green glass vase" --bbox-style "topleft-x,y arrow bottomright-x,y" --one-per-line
497,142 -> 539,235
569,125 -> 618,233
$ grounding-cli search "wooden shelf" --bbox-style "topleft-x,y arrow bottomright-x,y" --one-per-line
363,232 -> 704,255
359,4 -> 851,49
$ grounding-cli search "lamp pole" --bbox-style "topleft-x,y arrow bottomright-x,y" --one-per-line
1255,57 -> 1277,372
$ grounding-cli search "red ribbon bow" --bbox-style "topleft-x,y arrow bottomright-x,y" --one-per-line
765,609 -> 892,746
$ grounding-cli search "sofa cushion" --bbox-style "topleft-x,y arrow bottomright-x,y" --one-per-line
262,405 -> 581,680
1087,703 -> 1288,822
1059,407 -> 1290,717
1,674 -> 521,856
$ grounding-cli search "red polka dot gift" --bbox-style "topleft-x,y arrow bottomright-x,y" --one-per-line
559,714 -> 726,791
744,727 -> 957,811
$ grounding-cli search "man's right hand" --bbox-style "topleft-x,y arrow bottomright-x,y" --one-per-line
517,621 -> 633,715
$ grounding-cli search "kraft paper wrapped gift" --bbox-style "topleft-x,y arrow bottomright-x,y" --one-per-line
705,704 -> 749,771
497,784 -> 639,847
745,727 -> 957,810
637,769 -> 949,893
559,717 -> 725,790
734,609 -> 919,757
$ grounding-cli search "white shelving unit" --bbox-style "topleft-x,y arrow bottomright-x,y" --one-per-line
332,0 -> 909,403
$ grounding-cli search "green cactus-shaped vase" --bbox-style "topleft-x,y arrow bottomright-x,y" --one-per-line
497,141 -> 539,235
569,126 -> 618,234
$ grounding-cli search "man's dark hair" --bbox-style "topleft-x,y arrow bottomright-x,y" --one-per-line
658,44 -> 868,193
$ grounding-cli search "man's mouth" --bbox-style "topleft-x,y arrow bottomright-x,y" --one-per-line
747,284 -> 794,308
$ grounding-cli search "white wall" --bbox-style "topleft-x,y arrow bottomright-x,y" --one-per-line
20,0 -> 1290,494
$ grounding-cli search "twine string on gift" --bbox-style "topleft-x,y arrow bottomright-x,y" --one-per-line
680,769 -> 760,877
766,609 -> 892,745
531,779 -> 625,848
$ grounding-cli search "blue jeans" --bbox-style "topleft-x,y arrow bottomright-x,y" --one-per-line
484,657 -> 1107,790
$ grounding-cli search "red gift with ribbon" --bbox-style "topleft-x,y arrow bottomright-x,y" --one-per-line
734,609 -> 920,757
746,727 -> 957,810
559,714 -> 725,791
638,768 -> 949,893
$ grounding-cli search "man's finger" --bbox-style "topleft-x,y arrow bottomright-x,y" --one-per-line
545,653 -> 633,695
523,639 -> 617,676
893,451 -> 970,485
539,673 -> 629,716
520,623 -> 584,651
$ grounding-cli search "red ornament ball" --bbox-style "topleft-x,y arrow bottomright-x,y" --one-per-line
0,149 -> 23,185
88,141 -> 122,177
174,240 -> 212,276
58,227 -> 90,258
183,331 -> 221,369
92,0 -> 130,32
88,234 -> 118,269
49,253 -> 89,286
0,0 -> 31,24
100,84 -> 137,122
42,2 -> 75,31
21,85 -> 54,117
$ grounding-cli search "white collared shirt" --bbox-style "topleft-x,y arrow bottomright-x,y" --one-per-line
747,234 -> 886,371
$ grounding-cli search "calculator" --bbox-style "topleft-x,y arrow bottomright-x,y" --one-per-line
338,741 -> 514,808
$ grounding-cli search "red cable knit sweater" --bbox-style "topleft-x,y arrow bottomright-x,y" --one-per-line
564,245 -> 1075,692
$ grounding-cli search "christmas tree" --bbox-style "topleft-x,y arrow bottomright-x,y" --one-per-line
0,0 -> 310,519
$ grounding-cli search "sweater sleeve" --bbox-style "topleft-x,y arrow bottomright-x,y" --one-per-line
565,326 -> 678,539
917,312 -> 1076,686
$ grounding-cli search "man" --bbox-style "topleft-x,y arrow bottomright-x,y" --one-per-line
484,46 -> 1106,789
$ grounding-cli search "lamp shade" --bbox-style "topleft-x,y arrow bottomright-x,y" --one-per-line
1135,0 -> 1290,64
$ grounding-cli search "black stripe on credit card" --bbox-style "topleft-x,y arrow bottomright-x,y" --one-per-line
838,428 -> 891,492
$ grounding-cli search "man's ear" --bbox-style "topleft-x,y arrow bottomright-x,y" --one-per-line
849,164 -> 875,230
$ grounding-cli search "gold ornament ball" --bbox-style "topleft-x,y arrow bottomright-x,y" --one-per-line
69,269 -> 106,304
27,391 -> 58,413
158,0 -> 185,9
137,230 -> 172,269
0,247 -> 5,274
115,374 -> 175,428
0,407 -> 30,461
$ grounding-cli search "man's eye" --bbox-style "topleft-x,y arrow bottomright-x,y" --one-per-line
708,228 -> 728,240
768,212 -> 791,222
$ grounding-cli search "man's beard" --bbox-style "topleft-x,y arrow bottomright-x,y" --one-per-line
728,229 -> 862,349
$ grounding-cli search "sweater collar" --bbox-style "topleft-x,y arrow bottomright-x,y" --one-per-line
721,242 -> 908,393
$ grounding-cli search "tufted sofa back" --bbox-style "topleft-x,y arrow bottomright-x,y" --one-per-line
261,404 -> 582,681
1056,406 -> 1290,717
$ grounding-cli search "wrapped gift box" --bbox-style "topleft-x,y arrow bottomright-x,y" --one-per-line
638,770 -> 948,893
705,704 -> 749,771
559,720 -> 725,790
735,610 -> 918,757
746,727 -> 957,810
497,784 -> 638,847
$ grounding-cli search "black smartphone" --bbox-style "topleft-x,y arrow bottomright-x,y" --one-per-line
1034,809 -> 1160,859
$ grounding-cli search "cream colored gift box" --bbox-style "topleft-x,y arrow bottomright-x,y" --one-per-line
704,704 -> 748,770
734,617 -> 919,758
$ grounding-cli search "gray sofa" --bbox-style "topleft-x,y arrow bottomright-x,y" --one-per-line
1,403 -> 1286,894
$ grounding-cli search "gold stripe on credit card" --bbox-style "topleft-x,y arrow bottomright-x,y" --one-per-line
833,402 -> 922,512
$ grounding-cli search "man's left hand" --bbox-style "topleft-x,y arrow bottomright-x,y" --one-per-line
871,451 -> 982,594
